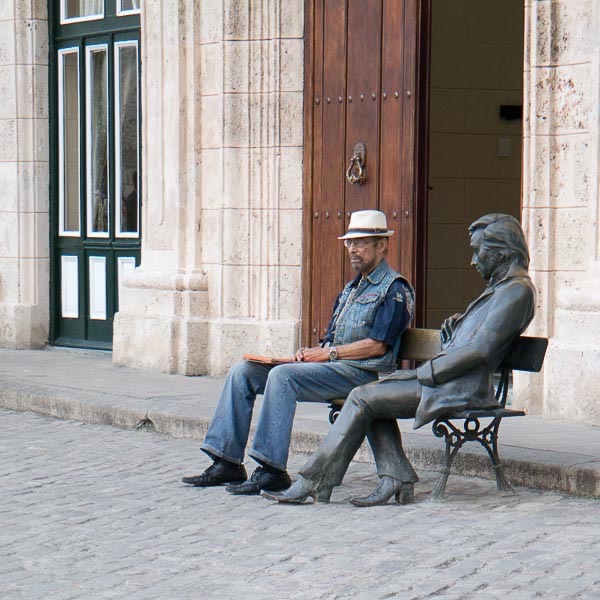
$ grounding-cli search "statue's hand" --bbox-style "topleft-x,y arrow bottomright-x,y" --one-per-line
440,313 -> 461,343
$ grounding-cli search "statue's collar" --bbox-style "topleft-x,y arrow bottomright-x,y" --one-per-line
488,263 -> 529,288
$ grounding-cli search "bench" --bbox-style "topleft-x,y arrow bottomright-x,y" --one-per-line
328,328 -> 548,499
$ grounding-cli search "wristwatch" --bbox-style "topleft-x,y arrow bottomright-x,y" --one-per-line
328,346 -> 339,361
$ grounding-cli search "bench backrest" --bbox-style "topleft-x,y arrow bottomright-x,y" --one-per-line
499,336 -> 548,372
397,328 -> 548,408
398,328 -> 548,373
397,328 -> 441,362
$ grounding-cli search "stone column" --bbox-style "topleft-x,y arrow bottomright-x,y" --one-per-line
113,0 -> 305,375
113,0 -> 211,374
519,0 -> 600,424
0,1 -> 49,348
200,0 -> 304,374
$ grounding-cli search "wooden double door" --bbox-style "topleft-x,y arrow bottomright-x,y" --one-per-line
303,0 -> 430,346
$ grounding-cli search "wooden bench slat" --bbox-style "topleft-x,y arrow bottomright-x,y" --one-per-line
397,328 -> 548,373
397,328 -> 441,362
499,336 -> 548,372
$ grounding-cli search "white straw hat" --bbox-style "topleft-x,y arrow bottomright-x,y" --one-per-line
338,210 -> 394,240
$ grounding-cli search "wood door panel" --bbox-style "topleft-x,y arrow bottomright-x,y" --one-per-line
379,0 -> 406,276
310,0 -> 348,344
304,0 -> 429,345
342,0 -> 383,283
399,0 -> 419,283
344,0 -> 382,215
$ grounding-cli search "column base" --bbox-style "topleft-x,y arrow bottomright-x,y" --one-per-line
113,271 -> 300,376
518,278 -> 600,426
208,318 -> 300,374
0,303 -> 48,349
113,271 -> 211,375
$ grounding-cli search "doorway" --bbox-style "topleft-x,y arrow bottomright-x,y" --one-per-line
426,0 -> 524,326
49,1 -> 141,349
303,1 -> 524,339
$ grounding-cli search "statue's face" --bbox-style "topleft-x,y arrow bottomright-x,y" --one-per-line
470,231 -> 502,281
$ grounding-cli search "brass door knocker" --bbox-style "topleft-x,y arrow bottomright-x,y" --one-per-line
346,142 -> 366,185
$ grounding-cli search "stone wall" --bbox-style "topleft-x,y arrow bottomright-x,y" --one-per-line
0,0 -> 49,348
3,0 -> 597,427
518,0 -> 600,425
113,0 -> 305,375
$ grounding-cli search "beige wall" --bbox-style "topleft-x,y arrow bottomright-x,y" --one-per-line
2,0 -> 600,428
113,0 -> 305,375
0,0 -> 49,348
518,0 -> 600,425
427,0 -> 524,327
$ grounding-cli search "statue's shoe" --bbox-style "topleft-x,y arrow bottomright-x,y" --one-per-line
351,476 -> 415,507
261,477 -> 332,504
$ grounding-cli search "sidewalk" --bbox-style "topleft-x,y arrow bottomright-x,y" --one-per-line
1,346 -> 599,498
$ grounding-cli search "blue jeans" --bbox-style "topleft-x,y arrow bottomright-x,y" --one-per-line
201,360 -> 378,471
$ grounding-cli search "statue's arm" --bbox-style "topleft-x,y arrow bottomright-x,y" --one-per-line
417,283 -> 534,386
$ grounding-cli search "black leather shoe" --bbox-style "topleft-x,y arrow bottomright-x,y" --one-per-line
226,466 -> 292,495
182,460 -> 247,487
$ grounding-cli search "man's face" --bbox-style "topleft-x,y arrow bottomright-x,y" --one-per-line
344,237 -> 385,275
470,230 -> 501,281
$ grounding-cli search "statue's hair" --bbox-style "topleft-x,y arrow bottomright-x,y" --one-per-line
468,214 -> 530,269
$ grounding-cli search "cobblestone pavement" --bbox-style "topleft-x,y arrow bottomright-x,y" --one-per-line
2,409 -> 600,600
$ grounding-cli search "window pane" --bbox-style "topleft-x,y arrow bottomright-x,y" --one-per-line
87,46 -> 109,235
61,255 -> 79,318
59,50 -> 80,234
88,256 -> 107,320
118,0 -> 141,14
63,0 -> 103,20
116,44 -> 139,235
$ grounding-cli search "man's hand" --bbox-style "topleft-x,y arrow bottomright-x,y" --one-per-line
294,347 -> 328,362
440,313 -> 461,343
294,339 -> 386,362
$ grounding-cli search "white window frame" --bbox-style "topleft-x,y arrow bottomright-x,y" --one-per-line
116,0 -> 141,17
85,43 -> 110,239
58,48 -> 81,237
61,255 -> 80,318
114,40 -> 140,239
60,0 -> 104,25
89,256 -> 107,320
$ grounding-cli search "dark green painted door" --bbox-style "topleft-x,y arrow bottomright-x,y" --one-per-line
50,1 -> 141,349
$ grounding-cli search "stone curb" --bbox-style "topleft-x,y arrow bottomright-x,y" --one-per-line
2,381 -> 599,499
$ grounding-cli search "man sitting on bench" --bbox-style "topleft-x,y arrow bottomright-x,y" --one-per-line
182,210 -> 414,496
263,213 -> 536,507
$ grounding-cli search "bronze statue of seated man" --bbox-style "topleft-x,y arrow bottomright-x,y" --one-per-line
262,213 -> 536,506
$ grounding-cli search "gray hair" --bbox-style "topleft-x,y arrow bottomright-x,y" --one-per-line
468,214 -> 530,269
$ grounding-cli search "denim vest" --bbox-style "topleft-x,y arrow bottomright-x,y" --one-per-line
330,260 -> 414,373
